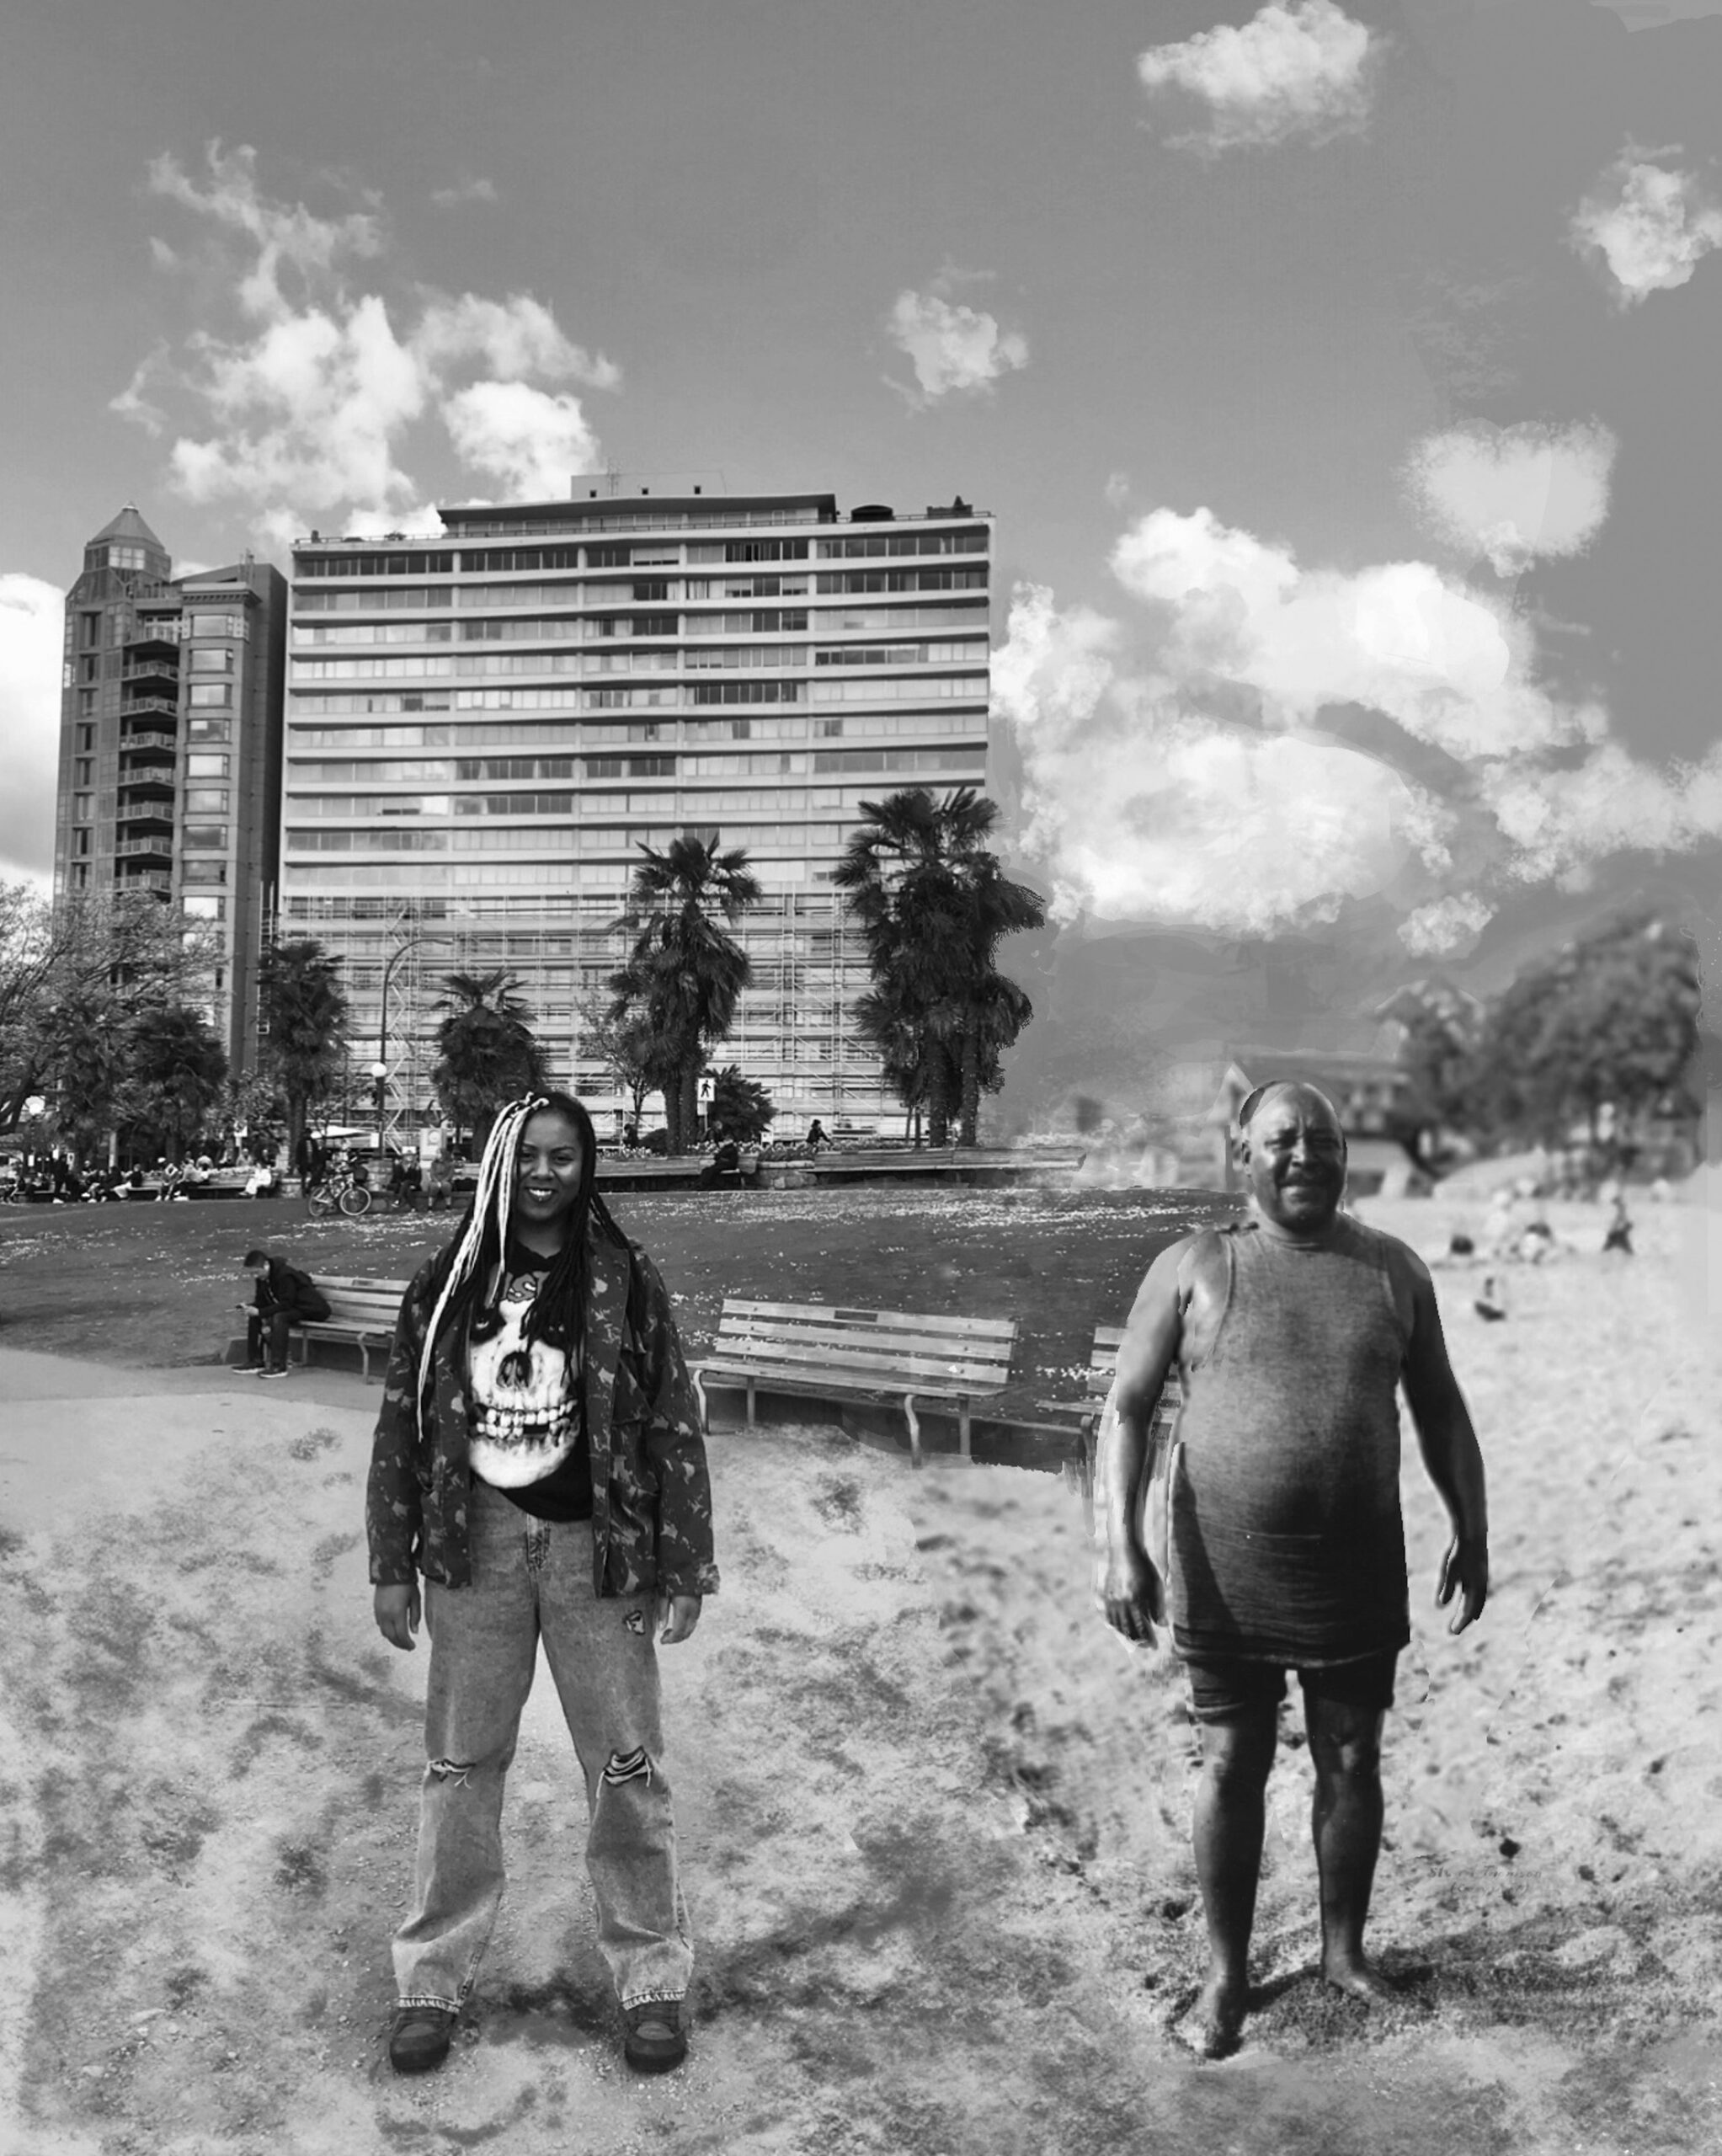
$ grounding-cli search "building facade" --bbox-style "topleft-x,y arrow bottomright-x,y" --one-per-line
52,505 -> 287,1076
278,490 -> 993,1139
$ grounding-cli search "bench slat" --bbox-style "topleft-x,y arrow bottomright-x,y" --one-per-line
714,1317 -> 1012,1369
706,1338 -> 1011,1386
722,1299 -> 1016,1342
696,1362 -> 985,1405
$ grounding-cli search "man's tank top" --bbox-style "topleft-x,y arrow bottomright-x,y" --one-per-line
1170,1214 -> 1412,1665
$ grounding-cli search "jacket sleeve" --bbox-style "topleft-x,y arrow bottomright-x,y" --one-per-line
628,1248 -> 720,1598
365,1265 -> 434,1587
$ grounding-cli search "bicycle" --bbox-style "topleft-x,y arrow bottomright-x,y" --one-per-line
306,1172 -> 372,1219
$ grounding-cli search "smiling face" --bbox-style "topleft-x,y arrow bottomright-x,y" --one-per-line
512,1108 -> 587,1242
1240,1084 -> 1347,1237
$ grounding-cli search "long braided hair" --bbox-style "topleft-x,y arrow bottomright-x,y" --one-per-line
416,1091 -> 632,1436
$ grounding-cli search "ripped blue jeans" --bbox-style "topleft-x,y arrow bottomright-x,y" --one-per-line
392,1483 -> 692,2015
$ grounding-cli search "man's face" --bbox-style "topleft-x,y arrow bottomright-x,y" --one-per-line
1241,1089 -> 1346,1233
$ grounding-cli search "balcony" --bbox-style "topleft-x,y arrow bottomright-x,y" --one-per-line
122,661 -> 179,691
121,693 -> 179,720
115,834 -> 173,860
116,800 -> 175,829
120,730 -> 177,757
118,779 -> 175,808
118,867 -> 173,894
128,621 -> 180,654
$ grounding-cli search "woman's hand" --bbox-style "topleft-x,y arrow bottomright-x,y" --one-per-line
655,1593 -> 701,1646
374,1581 -> 421,1650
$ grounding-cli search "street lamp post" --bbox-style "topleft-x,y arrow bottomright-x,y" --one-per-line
369,1060 -> 389,1158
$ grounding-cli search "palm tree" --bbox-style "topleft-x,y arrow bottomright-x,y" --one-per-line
259,937 -> 349,1161
120,1003 -> 229,1161
46,991 -> 125,1167
834,787 -> 1046,1146
432,969 -> 549,1154
609,835 -> 761,1153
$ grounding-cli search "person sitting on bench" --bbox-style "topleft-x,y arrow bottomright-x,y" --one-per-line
241,1247 -> 332,1376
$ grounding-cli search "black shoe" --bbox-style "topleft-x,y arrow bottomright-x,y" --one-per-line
623,1998 -> 687,2073
389,2005 -> 456,2074
255,1364 -> 291,1379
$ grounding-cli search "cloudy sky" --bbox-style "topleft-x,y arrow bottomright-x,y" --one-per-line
3,0 -> 1719,1084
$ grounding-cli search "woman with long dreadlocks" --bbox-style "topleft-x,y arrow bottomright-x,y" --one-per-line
365,1091 -> 717,2079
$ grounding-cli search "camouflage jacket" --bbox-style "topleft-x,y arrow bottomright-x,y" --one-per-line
365,1230 -> 718,1600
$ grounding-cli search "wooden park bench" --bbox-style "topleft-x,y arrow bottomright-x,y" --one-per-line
294,1274 -> 410,1380
690,1299 -> 1018,1465
1038,1322 -> 1183,1499
227,1273 -> 409,1381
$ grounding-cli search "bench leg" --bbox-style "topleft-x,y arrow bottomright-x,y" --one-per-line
957,1396 -> 972,1462
904,1393 -> 922,1470
691,1369 -> 709,1431
746,1375 -> 756,1428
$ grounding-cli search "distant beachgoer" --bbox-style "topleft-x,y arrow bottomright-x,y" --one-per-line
367,1091 -> 717,2079
1447,1231 -> 1475,1260
1094,1081 -> 1488,2059
1602,1191 -> 1634,1256
1474,1274 -> 1507,1321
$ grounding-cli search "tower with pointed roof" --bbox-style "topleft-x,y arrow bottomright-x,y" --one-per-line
54,505 -> 287,1086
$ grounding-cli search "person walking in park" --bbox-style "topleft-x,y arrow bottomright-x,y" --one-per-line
1094,1081 -> 1488,2060
239,1247 -> 332,1374
366,1090 -> 718,2079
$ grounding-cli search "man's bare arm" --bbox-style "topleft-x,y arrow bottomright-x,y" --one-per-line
1398,1247 -> 1490,1632
1093,1238 -> 1188,1642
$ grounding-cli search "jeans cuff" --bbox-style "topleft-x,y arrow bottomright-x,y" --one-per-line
396,1993 -> 461,2014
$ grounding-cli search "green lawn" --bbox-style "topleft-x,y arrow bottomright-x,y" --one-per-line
0,1182 -> 1236,1416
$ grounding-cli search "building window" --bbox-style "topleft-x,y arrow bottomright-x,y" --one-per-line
187,753 -> 230,777
182,893 -> 225,919
182,858 -> 227,883
77,724 -> 95,751
78,691 -> 96,717
75,758 -> 93,787
79,656 -> 99,683
187,718 -> 231,743
73,792 -> 93,823
185,787 -> 230,814
73,862 -> 89,889
75,829 -> 91,857
190,684 -> 232,707
189,647 -> 235,673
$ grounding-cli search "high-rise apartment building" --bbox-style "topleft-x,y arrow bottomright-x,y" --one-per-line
279,490 -> 992,1135
53,504 -> 287,1076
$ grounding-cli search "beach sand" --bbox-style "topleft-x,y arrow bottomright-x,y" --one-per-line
0,1191 -> 1718,2154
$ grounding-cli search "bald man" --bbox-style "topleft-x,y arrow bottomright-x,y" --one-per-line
1095,1081 -> 1488,2057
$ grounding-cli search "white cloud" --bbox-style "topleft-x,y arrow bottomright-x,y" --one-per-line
1137,0 -> 1378,154
1398,893 -> 1494,958
994,501 -> 1722,945
440,382 -> 605,499
1569,147 -> 1722,306
992,581 -> 1453,937
1481,740 -> 1722,883
114,142 -> 620,540
886,283 -> 1028,408
1108,505 -> 1602,762
147,142 -> 385,319
1401,420 -> 1618,576
430,177 -> 500,208
412,292 -> 619,389
0,574 -> 67,888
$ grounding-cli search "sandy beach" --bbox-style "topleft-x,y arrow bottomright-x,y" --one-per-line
1,1187 -> 1719,2154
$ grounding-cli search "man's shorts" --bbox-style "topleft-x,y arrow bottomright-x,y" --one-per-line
1183,1650 -> 1398,1725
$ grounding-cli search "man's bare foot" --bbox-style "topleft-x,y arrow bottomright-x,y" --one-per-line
1321,1954 -> 1399,2006
1184,1973 -> 1248,2059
